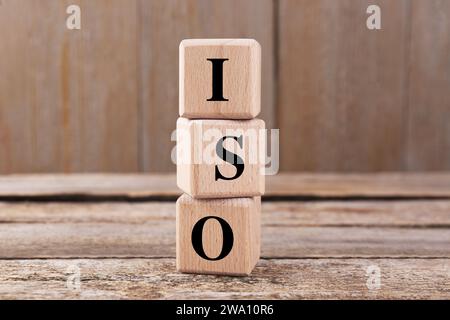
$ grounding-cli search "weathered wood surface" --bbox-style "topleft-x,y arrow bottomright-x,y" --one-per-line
0,201 -> 449,259
2,200 -> 450,226
0,174 -> 449,299
0,174 -> 177,198
1,173 -> 450,198
266,173 -> 450,198
0,259 -> 448,299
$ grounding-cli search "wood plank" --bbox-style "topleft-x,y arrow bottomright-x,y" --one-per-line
266,173 -> 450,198
278,0 -> 410,171
262,201 -> 450,227
138,0 -> 275,172
407,0 -> 450,170
0,0 -> 66,173
0,0 -> 139,173
1,173 -> 450,198
1,201 -> 449,227
0,201 -> 449,258
0,174 -> 177,198
0,258 -> 448,299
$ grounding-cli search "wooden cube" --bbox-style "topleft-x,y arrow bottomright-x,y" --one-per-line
176,194 -> 261,276
179,39 -> 261,119
177,117 -> 265,198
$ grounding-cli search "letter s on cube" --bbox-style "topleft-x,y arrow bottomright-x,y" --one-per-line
176,117 -> 265,199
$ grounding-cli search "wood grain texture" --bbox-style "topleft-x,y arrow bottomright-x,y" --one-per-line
180,39 -> 261,119
0,0 -> 139,173
139,0 -> 275,171
278,0 -> 410,171
0,173 -> 448,299
176,195 -> 260,275
1,200 -> 449,227
1,2 -> 450,173
266,172 -> 450,198
177,118 -> 265,198
0,174 -> 178,198
0,200 -> 449,259
1,1 -> 450,173
407,0 -> 450,170
1,173 -> 450,199
0,258 -> 448,299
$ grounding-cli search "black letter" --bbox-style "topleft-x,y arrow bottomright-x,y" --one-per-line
215,135 -> 244,181
207,58 -> 229,101
191,216 -> 234,260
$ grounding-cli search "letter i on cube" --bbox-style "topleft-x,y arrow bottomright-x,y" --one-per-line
177,39 -> 265,276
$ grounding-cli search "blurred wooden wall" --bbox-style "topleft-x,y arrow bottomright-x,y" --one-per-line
0,0 -> 448,173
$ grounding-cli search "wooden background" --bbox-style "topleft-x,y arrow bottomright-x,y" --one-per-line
0,0 -> 449,173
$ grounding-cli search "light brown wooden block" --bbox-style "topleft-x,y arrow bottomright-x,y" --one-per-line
177,117 -> 265,198
179,39 -> 261,119
176,194 -> 261,276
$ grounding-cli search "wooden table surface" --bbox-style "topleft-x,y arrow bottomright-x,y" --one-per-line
0,173 -> 449,299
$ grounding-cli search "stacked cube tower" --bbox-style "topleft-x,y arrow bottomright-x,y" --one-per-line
176,39 -> 265,276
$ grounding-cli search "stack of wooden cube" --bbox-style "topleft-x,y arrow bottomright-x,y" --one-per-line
176,39 -> 265,276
